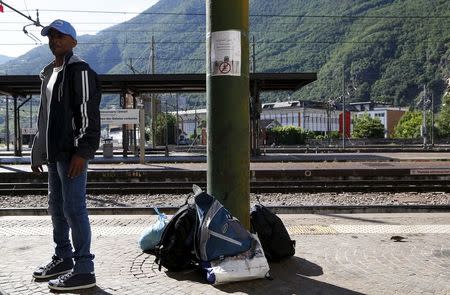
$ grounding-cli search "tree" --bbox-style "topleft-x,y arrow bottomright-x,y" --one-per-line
392,111 -> 422,138
436,93 -> 450,138
351,113 -> 385,138
153,112 -> 176,145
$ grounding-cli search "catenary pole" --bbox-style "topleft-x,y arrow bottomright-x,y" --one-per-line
431,92 -> 434,147
150,36 -> 157,149
0,1 -> 42,27
6,96 -> 10,151
342,64 -> 346,149
206,0 -> 250,228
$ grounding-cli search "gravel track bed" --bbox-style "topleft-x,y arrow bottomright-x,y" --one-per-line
1,192 -> 449,208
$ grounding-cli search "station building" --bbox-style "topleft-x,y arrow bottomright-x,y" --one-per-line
175,100 -> 407,139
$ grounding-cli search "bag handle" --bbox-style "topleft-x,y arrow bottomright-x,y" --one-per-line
153,207 -> 167,221
255,195 -> 262,205
154,207 -> 162,216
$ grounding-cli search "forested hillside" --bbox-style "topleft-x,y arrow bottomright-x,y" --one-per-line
0,54 -> 13,65
1,0 -> 449,108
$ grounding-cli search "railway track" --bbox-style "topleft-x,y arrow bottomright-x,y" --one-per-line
1,178 -> 450,195
1,204 -> 449,216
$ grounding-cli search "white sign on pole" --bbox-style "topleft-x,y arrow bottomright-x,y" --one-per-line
100,109 -> 140,125
22,127 -> 38,135
210,30 -> 241,76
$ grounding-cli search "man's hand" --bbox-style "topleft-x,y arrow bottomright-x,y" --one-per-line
68,154 -> 86,178
31,165 -> 44,174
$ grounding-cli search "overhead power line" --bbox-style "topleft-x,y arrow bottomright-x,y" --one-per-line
250,13 -> 450,19
5,8 -> 450,20
0,38 -> 444,46
38,9 -> 204,16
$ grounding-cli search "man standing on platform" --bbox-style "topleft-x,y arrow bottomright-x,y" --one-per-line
30,19 -> 101,291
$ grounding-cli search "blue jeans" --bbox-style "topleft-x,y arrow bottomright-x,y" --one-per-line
47,160 -> 94,273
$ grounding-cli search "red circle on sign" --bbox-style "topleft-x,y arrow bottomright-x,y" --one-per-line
219,62 -> 231,74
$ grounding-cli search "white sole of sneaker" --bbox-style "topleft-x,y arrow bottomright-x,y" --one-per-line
32,269 -> 72,279
48,282 -> 96,291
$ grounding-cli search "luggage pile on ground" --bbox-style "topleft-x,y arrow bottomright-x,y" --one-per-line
138,185 -> 295,285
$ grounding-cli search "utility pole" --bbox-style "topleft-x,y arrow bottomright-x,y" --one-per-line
13,97 -> 20,156
175,95 -> 179,146
422,84 -> 428,147
342,64 -> 346,149
326,99 -> 331,145
121,93 -> 128,157
193,108 -> 197,139
0,1 -> 42,27
6,96 -> 10,151
149,35 -> 157,149
431,92 -> 434,147
206,0 -> 250,228
148,35 -> 155,75
250,35 -> 260,156
29,96 -> 32,128
251,35 -> 255,73
133,95 -> 137,156
423,49 -> 430,148
128,58 -> 136,74
164,100 -> 169,157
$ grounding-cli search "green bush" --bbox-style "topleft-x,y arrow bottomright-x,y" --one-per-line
267,126 -> 308,145
352,114 -> 385,138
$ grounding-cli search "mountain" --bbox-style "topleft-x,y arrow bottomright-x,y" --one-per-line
0,0 -> 449,108
0,54 -> 14,66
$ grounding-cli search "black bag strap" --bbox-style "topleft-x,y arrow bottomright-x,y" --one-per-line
184,193 -> 192,205
255,195 -> 262,205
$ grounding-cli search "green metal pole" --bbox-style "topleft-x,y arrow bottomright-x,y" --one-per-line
206,0 -> 250,229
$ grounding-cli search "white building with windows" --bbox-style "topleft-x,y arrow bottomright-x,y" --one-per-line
174,100 -> 342,136
173,100 -> 406,138
260,101 -> 340,132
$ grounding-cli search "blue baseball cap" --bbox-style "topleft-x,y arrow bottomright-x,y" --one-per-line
41,19 -> 77,41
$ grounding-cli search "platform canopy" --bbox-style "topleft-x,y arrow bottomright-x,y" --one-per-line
0,73 -> 316,97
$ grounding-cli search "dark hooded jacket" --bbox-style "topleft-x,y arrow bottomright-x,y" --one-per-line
31,52 -> 101,166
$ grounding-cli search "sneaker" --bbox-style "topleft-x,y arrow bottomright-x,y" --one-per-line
33,255 -> 74,279
48,271 -> 96,291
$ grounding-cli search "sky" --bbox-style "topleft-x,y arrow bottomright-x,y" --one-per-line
0,0 -> 159,57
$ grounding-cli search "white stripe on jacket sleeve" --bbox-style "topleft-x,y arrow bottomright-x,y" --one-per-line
75,70 -> 90,147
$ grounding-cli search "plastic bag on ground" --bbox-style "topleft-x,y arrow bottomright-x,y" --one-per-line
138,208 -> 169,252
200,234 -> 270,285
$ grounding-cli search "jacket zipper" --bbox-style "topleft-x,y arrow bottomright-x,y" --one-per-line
46,57 -> 68,158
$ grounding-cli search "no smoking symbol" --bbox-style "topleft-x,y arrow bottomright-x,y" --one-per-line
219,62 -> 231,74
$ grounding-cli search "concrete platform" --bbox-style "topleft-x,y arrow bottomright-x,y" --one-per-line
0,213 -> 449,294
2,152 -> 450,165
3,160 -> 450,174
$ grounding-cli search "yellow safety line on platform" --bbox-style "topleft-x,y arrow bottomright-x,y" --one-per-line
287,225 -> 337,235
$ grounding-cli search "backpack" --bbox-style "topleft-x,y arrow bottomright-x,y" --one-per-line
152,198 -> 198,271
250,203 -> 296,262
193,185 -> 253,262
